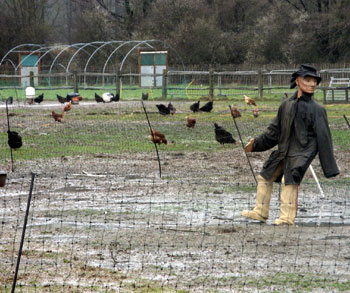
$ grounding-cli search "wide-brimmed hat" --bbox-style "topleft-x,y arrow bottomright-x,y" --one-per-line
290,64 -> 322,89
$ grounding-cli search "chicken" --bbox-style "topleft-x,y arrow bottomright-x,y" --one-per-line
102,92 -> 114,103
66,92 -> 81,102
156,104 -> 170,115
168,102 -> 176,115
7,130 -> 22,149
6,96 -> 13,105
71,96 -> 81,104
34,93 -> 44,104
111,93 -> 120,102
244,95 -> 257,106
190,101 -> 200,112
95,93 -> 104,103
142,93 -> 149,100
230,106 -> 241,118
52,111 -> 64,122
186,117 -> 196,128
199,101 -> 213,112
253,108 -> 259,118
214,123 -> 237,145
63,101 -> 72,112
57,94 -> 66,104
150,129 -> 167,145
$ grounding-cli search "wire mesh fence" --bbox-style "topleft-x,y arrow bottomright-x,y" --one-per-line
1,99 -> 350,291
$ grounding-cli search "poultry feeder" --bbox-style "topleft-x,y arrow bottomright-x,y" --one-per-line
25,86 -> 35,104
0,173 -> 7,187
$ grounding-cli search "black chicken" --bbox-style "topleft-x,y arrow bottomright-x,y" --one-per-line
8,130 -> 22,149
156,104 -> 170,115
34,93 -> 44,104
214,123 -> 236,145
6,96 -> 13,105
57,94 -> 66,104
190,101 -> 200,112
142,93 -> 149,100
66,92 -> 80,102
111,93 -> 120,102
168,102 -> 176,115
95,93 -> 104,103
200,101 -> 213,112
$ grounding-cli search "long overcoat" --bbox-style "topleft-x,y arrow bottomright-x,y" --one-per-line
252,92 -> 339,185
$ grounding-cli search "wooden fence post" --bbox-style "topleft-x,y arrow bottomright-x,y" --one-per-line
73,71 -> 79,93
116,70 -> 121,98
29,71 -> 34,87
209,65 -> 214,101
258,69 -> 263,99
162,69 -> 167,99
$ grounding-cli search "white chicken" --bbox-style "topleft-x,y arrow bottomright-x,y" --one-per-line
102,92 -> 114,103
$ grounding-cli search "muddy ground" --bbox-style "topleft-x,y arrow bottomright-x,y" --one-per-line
1,100 -> 350,292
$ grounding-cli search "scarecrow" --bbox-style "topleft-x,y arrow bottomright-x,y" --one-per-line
242,64 -> 339,225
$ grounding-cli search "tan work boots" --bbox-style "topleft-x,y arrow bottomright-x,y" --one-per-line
241,175 -> 272,223
242,175 -> 298,225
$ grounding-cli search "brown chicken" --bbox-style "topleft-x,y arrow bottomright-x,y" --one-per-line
71,96 -> 80,104
253,108 -> 259,118
186,117 -> 196,128
52,111 -> 64,122
244,95 -> 257,106
63,101 -> 72,112
150,129 -> 167,145
230,106 -> 241,118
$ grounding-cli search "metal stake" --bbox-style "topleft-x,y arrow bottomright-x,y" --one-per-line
141,101 -> 162,178
309,164 -> 325,226
344,114 -> 350,130
229,106 -> 257,185
12,173 -> 36,293
6,98 -> 14,172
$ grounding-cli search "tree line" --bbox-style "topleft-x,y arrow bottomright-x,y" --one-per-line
0,0 -> 349,66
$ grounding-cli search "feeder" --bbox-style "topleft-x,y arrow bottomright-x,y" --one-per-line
0,173 -> 7,187
25,86 -> 35,104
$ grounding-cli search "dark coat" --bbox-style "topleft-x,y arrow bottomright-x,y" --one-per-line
253,92 -> 339,185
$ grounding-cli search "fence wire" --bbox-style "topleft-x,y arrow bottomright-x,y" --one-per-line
1,174 -> 350,292
0,99 -> 350,292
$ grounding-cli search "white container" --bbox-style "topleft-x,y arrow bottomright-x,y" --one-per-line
25,86 -> 35,97
25,86 -> 35,104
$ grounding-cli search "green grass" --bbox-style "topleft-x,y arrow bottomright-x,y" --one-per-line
1,96 -> 349,162
241,272 -> 350,291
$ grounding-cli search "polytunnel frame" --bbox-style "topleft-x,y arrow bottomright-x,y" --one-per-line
101,40 -> 155,87
1,40 -> 185,89
0,44 -> 43,67
82,41 -> 125,86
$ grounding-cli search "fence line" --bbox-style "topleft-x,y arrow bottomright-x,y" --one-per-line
1,68 -> 350,102
1,173 -> 350,292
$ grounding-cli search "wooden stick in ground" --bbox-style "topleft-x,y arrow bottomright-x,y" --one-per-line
229,105 -> 257,185
141,101 -> 162,178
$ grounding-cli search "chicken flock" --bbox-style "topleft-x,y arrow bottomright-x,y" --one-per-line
5,91 -> 260,149
150,95 -> 259,146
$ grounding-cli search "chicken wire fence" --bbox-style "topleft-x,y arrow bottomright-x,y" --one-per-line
1,173 -> 350,292
1,100 -> 350,291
